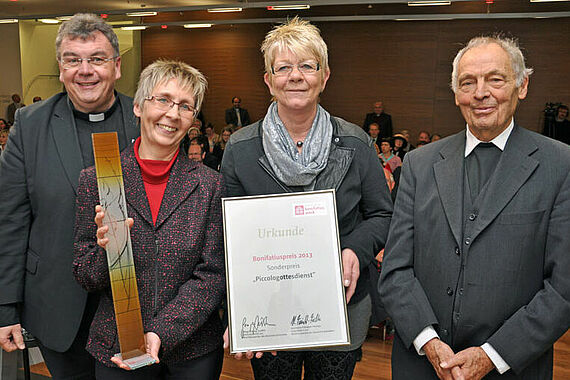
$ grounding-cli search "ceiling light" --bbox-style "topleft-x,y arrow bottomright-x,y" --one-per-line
121,26 -> 148,30
184,23 -> 213,28
408,1 -> 451,5
267,5 -> 311,10
39,19 -> 60,24
0,19 -> 18,24
207,7 -> 243,13
126,11 -> 158,17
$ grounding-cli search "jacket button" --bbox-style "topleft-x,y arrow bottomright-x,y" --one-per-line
469,213 -> 477,221
334,137 -> 340,143
441,329 -> 448,336
446,287 -> 454,296
458,288 -> 464,295
454,247 -> 460,255
464,237 -> 471,245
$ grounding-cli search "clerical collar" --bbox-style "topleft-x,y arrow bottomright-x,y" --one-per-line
71,94 -> 119,122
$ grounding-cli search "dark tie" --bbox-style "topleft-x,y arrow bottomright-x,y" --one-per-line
465,142 -> 502,200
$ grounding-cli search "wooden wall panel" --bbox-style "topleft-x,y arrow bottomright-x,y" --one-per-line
141,18 -> 570,141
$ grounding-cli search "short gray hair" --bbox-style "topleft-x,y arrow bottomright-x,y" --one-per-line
134,60 -> 208,113
56,13 -> 119,59
450,34 -> 533,93
261,17 -> 329,81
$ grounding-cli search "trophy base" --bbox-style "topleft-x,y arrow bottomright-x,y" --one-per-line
114,352 -> 156,370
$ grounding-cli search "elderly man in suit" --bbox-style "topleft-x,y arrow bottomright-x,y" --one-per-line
379,35 -> 570,380
0,13 -> 138,379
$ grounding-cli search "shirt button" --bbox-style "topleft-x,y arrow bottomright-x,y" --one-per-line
458,288 -> 464,295
441,329 -> 448,336
465,237 -> 471,245
454,247 -> 460,255
469,213 -> 477,221
446,287 -> 454,296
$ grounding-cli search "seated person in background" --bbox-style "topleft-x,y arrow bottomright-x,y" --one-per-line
399,129 -> 415,151
188,137 -> 206,163
32,96 -> 42,103
0,129 -> 8,154
368,122 -> 381,145
430,133 -> 442,142
417,130 -> 431,145
225,96 -> 251,128
192,134 -> 220,171
73,59 -> 226,379
392,133 -> 409,160
378,138 -> 402,173
204,123 -> 220,153
545,104 -> 569,145
0,118 -> 7,130
213,126 -> 232,161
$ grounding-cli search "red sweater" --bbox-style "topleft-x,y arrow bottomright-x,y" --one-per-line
133,138 -> 178,224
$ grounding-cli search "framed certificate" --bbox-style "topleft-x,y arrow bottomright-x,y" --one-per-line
223,190 -> 350,353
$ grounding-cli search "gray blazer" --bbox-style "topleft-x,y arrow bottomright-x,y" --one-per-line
0,92 -> 139,352
379,125 -> 570,379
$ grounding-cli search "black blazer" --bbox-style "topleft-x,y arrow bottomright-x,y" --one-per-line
225,107 -> 251,127
0,92 -> 139,352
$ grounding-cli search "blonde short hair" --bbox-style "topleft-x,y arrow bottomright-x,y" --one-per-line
261,17 -> 329,80
451,34 -> 533,93
134,60 -> 208,113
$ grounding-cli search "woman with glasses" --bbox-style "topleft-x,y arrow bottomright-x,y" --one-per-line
212,126 -> 233,161
221,18 -> 392,380
73,60 -> 226,379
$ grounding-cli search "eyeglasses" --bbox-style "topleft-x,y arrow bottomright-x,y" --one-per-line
145,96 -> 196,119
271,61 -> 320,76
59,56 -> 118,69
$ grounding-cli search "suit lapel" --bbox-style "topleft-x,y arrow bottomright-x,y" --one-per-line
155,153 -> 199,228
122,148 -> 154,226
51,97 -> 83,194
470,126 -> 539,242
434,132 -> 466,248
117,93 -> 139,145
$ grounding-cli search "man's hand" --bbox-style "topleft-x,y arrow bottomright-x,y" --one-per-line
341,248 -> 360,303
423,338 -> 463,380
440,346 -> 494,380
110,332 -> 160,370
0,324 -> 25,352
223,327 -> 276,360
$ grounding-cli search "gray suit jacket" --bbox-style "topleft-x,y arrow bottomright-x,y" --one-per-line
0,92 -> 139,351
379,125 -> 570,379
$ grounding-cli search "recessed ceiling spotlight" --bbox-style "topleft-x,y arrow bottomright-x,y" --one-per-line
39,19 -> 61,24
408,1 -> 451,5
126,11 -> 157,17
184,23 -> 213,28
121,25 -> 148,30
207,7 -> 243,13
267,5 -> 310,10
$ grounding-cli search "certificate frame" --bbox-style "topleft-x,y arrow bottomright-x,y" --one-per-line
223,189 -> 350,353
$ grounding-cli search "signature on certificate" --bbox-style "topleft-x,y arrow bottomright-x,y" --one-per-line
241,315 -> 276,338
291,313 -> 322,326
